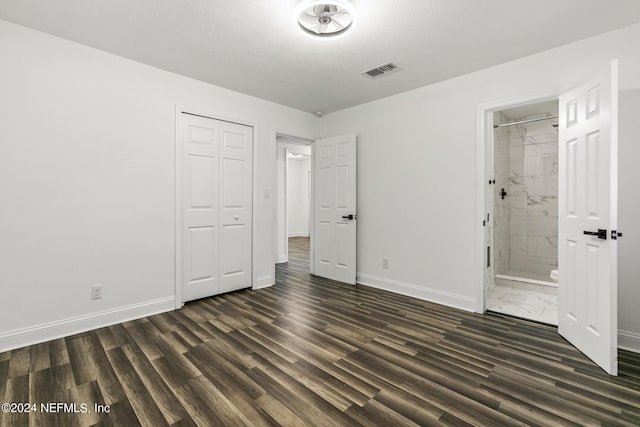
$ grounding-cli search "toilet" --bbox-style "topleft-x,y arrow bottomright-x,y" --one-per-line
550,269 -> 559,282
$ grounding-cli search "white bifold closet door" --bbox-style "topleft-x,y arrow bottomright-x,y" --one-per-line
181,113 -> 253,302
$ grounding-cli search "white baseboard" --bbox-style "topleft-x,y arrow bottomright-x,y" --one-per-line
619,329 -> 640,353
357,273 -> 477,313
277,255 -> 288,263
287,232 -> 309,238
253,275 -> 274,290
0,296 -> 175,353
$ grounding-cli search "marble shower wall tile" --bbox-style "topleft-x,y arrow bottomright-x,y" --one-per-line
541,154 -> 558,175
525,141 -> 558,156
527,195 -> 558,217
524,175 -> 544,196
510,215 -> 526,236
509,156 -> 524,177
509,135 -> 525,157
525,133 -> 557,145
526,156 -> 543,176
509,235 -> 528,256
545,175 -> 558,194
533,236 -> 558,258
511,255 -> 558,275
509,194 -> 527,212
505,114 -> 559,277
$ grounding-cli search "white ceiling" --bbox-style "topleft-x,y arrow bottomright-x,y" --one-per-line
2,0 -> 640,115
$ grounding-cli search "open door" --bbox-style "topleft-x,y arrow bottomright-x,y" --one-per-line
312,134 -> 357,284
558,60 -> 618,375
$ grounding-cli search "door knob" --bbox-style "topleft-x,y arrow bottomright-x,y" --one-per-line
584,229 -> 607,240
341,214 -> 355,220
234,215 -> 239,220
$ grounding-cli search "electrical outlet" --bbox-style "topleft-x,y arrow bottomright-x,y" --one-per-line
91,284 -> 103,300
382,258 -> 390,269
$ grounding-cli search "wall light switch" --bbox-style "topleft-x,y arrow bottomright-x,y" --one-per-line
91,284 -> 103,300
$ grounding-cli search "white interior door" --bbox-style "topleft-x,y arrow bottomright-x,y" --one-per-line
219,121 -> 253,293
558,60 -> 618,375
312,134 -> 357,284
181,114 -> 220,301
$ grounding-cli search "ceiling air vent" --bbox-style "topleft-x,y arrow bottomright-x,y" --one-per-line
361,62 -> 401,79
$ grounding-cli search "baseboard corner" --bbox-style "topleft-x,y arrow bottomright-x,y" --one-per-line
619,329 -> 640,353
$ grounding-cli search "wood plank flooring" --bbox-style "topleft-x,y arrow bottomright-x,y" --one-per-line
1,236 -> 639,426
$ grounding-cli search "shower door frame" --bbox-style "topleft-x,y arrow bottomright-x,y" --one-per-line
476,93 -> 560,314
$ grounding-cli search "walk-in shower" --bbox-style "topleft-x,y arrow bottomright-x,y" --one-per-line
487,100 -> 559,324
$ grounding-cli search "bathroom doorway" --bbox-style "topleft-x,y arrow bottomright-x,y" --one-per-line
486,99 -> 560,325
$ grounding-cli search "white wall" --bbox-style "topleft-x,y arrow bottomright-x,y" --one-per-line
320,24 -> 640,350
618,89 -> 640,351
0,20 -> 317,351
287,157 -> 311,237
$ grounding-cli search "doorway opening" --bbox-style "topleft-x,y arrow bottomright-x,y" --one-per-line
486,99 -> 560,325
276,132 -> 357,284
276,133 -> 313,266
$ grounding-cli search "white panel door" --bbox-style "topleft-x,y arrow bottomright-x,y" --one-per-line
558,60 -> 618,375
313,134 -> 357,284
181,114 -> 220,301
219,121 -> 253,293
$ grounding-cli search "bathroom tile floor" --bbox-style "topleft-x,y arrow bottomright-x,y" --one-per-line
487,280 -> 558,325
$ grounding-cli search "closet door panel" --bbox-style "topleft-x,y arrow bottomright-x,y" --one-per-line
181,114 -> 220,302
219,121 -> 253,293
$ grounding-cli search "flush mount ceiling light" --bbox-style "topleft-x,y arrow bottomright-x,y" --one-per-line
295,0 -> 356,38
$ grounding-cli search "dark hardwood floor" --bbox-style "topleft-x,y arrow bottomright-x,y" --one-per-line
1,236 -> 640,426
